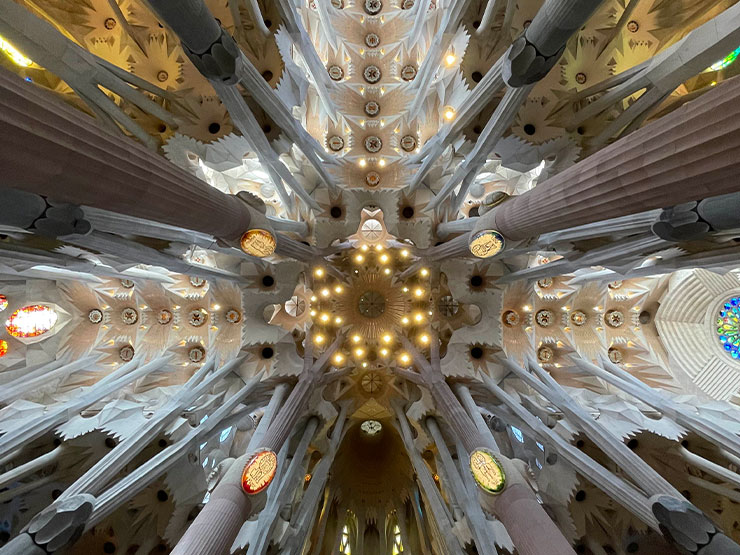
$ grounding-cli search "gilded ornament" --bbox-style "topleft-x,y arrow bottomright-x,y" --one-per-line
241,449 -> 278,494
469,230 -> 505,258
240,229 -> 277,257
469,449 -> 506,494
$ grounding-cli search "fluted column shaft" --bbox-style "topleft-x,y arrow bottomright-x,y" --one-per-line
0,67 -> 253,242
474,75 -> 740,242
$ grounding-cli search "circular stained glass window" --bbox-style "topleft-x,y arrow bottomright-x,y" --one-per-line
5,305 -> 58,338
361,420 -> 382,436
717,296 -> 740,359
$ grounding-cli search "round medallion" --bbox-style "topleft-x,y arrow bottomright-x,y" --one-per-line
189,276 -> 206,288
364,0 -> 382,14
469,230 -> 505,259
627,20 -> 639,32
717,296 -> 740,359
364,136 -> 382,153
365,171 -> 381,188
537,278 -> 553,289
241,449 -> 278,494
328,135 -> 344,151
535,309 -> 554,328
363,65 -> 381,84
605,310 -> 625,328
328,65 -> 344,81
438,296 -> 459,317
361,371 -> 383,393
364,100 -> 380,117
157,309 -> 173,325
537,345 -> 554,363
157,70 -> 169,83
401,65 -> 417,81
358,291 -> 386,318
608,280 -> 623,290
575,72 -> 587,85
119,344 -> 135,362
188,345 -> 206,363
88,309 -> 103,324
225,309 -> 242,324
402,0 -> 414,8
469,449 -> 506,494
121,307 -> 139,325
502,310 -> 520,327
570,310 -> 587,327
608,347 -> 624,364
361,419 -> 382,435
188,309 -> 208,327
331,0 -> 344,7
365,33 -> 380,48
104,17 -> 116,30
400,135 -> 417,152
240,229 -> 277,257
120,279 -> 134,289
360,218 -> 383,240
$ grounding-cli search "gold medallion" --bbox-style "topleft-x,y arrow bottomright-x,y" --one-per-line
469,230 -> 505,259
240,229 -> 277,257
469,449 -> 506,494
241,449 -> 278,495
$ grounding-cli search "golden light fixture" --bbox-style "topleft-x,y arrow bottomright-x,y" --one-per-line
418,333 -> 430,345
355,254 -> 365,263
445,53 -> 456,66
443,106 -> 456,121
400,353 -> 411,365
314,334 -> 325,344
320,313 -> 330,323
334,285 -> 344,294
380,254 -> 390,263
352,334 -> 362,343
420,268 -> 429,277
401,249 -> 409,257
333,353 -> 345,365
414,288 -> 425,298
354,347 -> 365,358
321,288 -> 330,297
382,333 -> 393,344
314,268 -> 325,277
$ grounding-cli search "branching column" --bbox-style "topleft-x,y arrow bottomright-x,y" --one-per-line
473,75 -> 740,243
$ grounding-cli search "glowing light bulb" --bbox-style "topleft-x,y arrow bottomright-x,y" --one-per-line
382,333 -> 393,344
375,244 -> 384,252
379,158 -> 386,167
333,353 -> 345,365
314,334 -> 325,344
362,361 -> 368,368
414,313 -> 424,323
414,288 -> 425,298
444,107 -> 456,121
384,268 -> 392,275
360,245 -> 369,253
419,333 -> 430,345
420,268 -> 429,277
380,254 -> 389,263
401,249 -> 409,257
400,353 -> 411,365
334,285 -> 343,294
401,316 -> 410,325
380,348 -> 389,357
402,287 -> 409,293
355,254 -> 365,264
354,347 -> 365,358
334,316 -> 343,325
321,288 -> 330,297
310,310 -> 318,317
314,268 -> 325,277
445,54 -> 456,66
352,334 -> 362,344
320,313 -> 330,323
311,296 -> 318,303
359,159 -> 367,168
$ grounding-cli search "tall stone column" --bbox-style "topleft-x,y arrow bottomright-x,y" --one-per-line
0,67 -> 264,244
472,75 -> 740,244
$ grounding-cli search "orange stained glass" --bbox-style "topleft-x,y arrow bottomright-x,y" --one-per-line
241,449 -> 278,494
0,340 -> 7,357
5,305 -> 57,338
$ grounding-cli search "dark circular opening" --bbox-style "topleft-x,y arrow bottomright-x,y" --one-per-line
576,439 -> 585,448
627,542 -> 639,553
157,124 -> 167,133
627,438 -> 639,449
330,206 -> 343,219
682,489 -> 692,500
53,438 -> 61,447
546,453 -> 558,465
262,70 -> 274,82
51,489 -> 62,500
264,19 -> 272,28
301,241 -> 310,246
262,275 -> 275,287
261,346 -> 274,359
358,291 -> 386,319
470,347 -> 484,359
472,20 -> 480,28
681,439 -> 689,448
523,124 -> 536,136
157,490 -> 169,502
577,126 -> 586,135
639,310 -> 651,324
402,206 -> 415,219
103,542 -> 116,554
262,124 -> 272,134
575,545 -> 586,554
575,490 -> 586,502
470,275 -> 483,288
208,122 -> 221,135
473,125 -> 482,134
105,437 -> 117,449
158,439 -> 168,448
469,206 -> 480,217
472,71 -> 483,83
523,19 -> 532,28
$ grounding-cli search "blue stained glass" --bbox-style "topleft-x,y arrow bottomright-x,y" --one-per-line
717,296 -> 740,359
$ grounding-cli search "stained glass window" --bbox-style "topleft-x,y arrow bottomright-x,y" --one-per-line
340,524 -> 352,554
392,524 -> 404,554
0,295 -> 7,312
710,46 -> 740,71
5,305 -> 57,338
0,340 -> 7,358
717,296 -> 740,359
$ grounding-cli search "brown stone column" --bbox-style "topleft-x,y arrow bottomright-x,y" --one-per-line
0,67 -> 254,242
473,75 -> 740,242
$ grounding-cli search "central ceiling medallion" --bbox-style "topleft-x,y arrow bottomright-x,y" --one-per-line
358,291 -> 386,318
